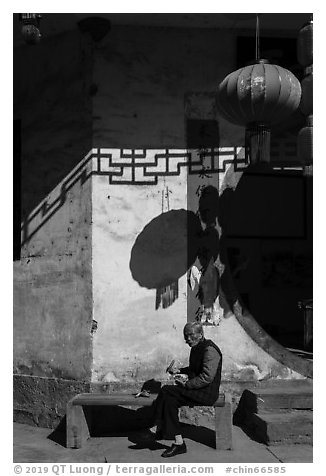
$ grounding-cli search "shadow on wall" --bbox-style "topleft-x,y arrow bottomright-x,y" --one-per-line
20,152 -> 94,247
220,162 -> 307,239
129,161 -> 312,340
196,186 -> 220,311
129,209 -> 202,308
219,161 -> 312,347
129,185 -> 240,315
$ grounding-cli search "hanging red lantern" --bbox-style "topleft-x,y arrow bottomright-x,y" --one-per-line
297,19 -> 313,67
217,60 -> 301,126
217,59 -> 301,162
300,68 -> 313,115
297,16 -> 313,170
217,14 -> 302,164
297,115 -> 313,165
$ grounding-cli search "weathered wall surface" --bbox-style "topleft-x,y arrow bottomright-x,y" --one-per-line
204,318 -> 305,381
92,25 -> 242,148
14,155 -> 93,380
91,152 -> 189,383
88,24 -> 243,384
14,30 -> 93,219
14,30 -> 94,382
90,148 -> 308,384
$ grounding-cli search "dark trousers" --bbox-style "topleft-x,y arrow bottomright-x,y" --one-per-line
152,384 -> 207,439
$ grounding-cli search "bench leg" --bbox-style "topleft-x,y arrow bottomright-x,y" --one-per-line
215,395 -> 233,450
66,403 -> 90,449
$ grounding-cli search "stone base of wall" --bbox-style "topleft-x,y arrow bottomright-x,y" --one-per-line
13,374 -> 312,430
13,375 -> 91,429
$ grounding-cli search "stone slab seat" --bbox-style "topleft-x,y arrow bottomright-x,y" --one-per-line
66,392 -> 232,450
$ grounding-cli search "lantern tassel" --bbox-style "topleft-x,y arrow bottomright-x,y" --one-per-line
245,124 -> 271,164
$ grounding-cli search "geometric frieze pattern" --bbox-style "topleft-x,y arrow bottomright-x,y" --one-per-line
21,147 -> 247,245
95,147 -> 247,185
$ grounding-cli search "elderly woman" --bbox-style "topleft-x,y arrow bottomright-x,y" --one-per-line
150,321 -> 222,458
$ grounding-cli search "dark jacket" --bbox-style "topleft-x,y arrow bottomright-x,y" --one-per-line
180,337 -> 222,405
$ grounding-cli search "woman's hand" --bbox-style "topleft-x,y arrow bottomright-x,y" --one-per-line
169,367 -> 180,375
174,374 -> 188,386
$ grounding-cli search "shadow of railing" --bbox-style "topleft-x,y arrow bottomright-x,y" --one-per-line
21,147 -> 246,247
21,149 -> 94,247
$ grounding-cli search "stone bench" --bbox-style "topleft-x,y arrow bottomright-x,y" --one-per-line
66,392 -> 232,450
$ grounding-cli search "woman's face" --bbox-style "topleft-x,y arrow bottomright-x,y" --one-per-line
183,329 -> 202,347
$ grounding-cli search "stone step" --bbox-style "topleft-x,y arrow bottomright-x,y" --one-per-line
244,409 -> 313,446
240,387 -> 313,412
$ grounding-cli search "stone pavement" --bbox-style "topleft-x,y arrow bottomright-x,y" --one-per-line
13,423 -> 312,464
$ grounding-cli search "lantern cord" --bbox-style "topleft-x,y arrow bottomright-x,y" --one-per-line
255,14 -> 260,62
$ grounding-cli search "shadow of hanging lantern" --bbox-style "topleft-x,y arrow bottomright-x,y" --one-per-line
130,209 -> 202,310
216,15 -> 301,164
19,14 -> 42,44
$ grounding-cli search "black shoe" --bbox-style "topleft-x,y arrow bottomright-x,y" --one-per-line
161,442 -> 187,458
154,429 -> 164,440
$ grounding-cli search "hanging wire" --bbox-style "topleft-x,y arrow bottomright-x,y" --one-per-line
255,13 -> 260,62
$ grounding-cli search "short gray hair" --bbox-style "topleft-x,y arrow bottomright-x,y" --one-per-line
183,322 -> 203,335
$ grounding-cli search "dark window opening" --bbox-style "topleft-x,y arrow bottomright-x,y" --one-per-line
186,119 -> 220,149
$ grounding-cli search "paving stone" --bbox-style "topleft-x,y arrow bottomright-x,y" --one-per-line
267,444 -> 313,463
13,423 -> 283,464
